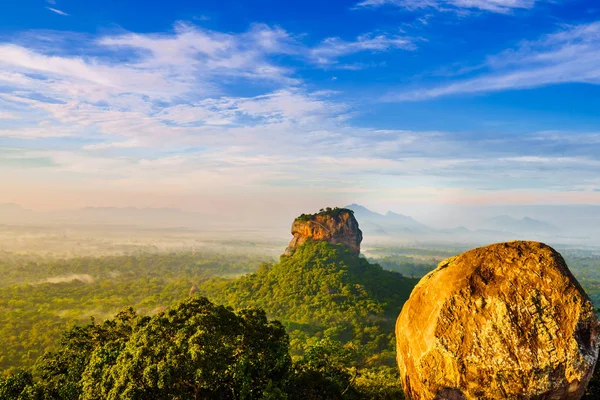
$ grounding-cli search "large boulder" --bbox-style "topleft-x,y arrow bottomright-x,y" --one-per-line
284,208 -> 362,256
396,241 -> 599,400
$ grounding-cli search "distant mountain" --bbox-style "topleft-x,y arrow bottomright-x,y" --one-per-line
438,226 -> 471,234
484,215 -> 556,233
359,221 -> 388,236
0,203 -> 38,224
341,204 -> 568,244
0,203 -> 26,212
345,204 -> 432,235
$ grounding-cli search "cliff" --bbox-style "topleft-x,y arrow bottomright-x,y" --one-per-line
284,208 -> 363,256
396,241 -> 600,400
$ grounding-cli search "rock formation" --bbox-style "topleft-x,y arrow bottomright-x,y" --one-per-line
189,285 -> 200,296
284,208 -> 363,256
396,241 -> 599,400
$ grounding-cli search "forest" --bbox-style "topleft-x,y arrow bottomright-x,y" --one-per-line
1,242 -> 600,398
0,251 -> 266,370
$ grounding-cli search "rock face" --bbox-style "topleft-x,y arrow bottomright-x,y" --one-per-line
396,241 -> 599,400
284,208 -> 363,256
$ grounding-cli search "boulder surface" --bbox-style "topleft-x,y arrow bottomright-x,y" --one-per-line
396,241 -> 599,400
284,208 -> 362,256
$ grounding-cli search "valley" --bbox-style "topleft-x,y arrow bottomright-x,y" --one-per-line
1,206 -> 600,398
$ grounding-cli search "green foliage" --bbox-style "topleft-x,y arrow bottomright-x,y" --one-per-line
562,254 -> 600,307
34,308 -> 139,399
85,298 -> 290,400
4,241 -> 600,399
368,255 -> 436,279
296,207 -> 354,222
2,296 -> 402,399
0,370 -> 42,400
287,339 -> 362,400
4,297 -> 293,400
0,251 -> 266,371
201,241 -> 416,395
203,242 -> 416,355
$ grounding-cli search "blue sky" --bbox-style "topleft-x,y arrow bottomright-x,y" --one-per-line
1,0 -> 600,215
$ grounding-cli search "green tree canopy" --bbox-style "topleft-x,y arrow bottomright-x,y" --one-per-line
11,298 -> 290,400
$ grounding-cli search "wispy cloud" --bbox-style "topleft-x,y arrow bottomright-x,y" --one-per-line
0,111 -> 17,120
310,33 -> 418,66
0,23 -> 417,110
83,139 -> 142,151
387,21 -> 600,101
46,7 -> 69,16
356,0 -> 538,13
1,21 -> 598,210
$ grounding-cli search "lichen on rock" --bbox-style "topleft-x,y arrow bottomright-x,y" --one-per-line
396,241 -> 600,400
284,207 -> 363,256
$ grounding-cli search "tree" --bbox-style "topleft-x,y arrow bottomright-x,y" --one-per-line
0,370 -> 42,400
34,308 -> 139,400
82,297 -> 291,400
287,339 -> 362,400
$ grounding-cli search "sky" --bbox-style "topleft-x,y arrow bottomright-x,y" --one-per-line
1,0 -> 600,216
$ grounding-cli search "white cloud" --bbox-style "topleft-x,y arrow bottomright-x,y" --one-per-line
46,7 -> 69,16
2,22 -> 597,209
355,0 -> 538,13
0,23 -> 415,120
97,23 -> 297,85
0,111 -> 17,120
388,21 -> 600,101
310,33 -> 417,66
83,139 -> 142,151
0,122 -> 75,139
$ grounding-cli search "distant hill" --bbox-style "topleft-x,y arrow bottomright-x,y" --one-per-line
438,226 -> 471,234
0,203 -> 37,224
340,204 -> 571,244
344,203 -> 432,235
0,203 -> 26,213
483,215 -> 556,233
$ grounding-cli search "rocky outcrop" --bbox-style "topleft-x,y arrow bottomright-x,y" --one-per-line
189,285 -> 200,296
396,241 -> 599,400
284,208 -> 363,256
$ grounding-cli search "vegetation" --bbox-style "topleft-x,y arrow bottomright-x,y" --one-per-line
368,255 -> 437,279
0,251 -> 266,371
562,254 -> 600,306
202,242 -> 416,356
1,240 -> 600,398
296,207 -> 354,222
0,297 -> 403,399
0,242 -> 413,399
201,241 -> 418,395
